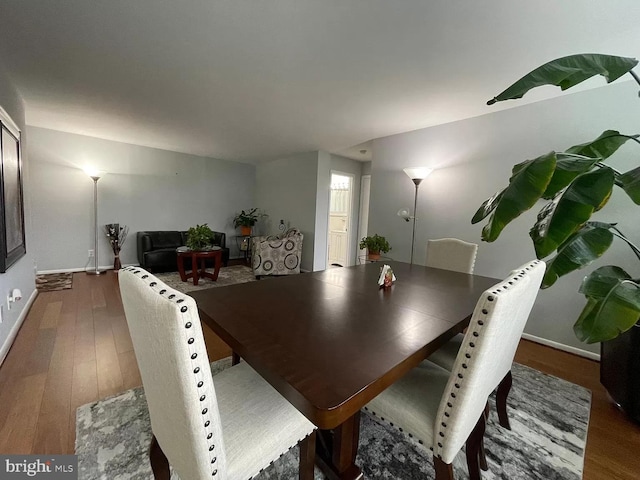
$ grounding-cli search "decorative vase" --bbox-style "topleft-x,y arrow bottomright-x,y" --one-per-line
113,253 -> 122,270
240,225 -> 252,236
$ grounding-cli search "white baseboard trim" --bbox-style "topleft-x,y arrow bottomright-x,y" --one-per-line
0,288 -> 39,367
37,264 -> 140,275
38,267 -> 87,274
521,333 -> 600,361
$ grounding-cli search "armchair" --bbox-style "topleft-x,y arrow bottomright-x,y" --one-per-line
251,228 -> 303,278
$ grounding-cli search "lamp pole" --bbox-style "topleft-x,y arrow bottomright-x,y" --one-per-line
87,173 -> 105,275
409,178 -> 423,265
402,167 -> 433,265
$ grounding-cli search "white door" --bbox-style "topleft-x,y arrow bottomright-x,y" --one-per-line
327,173 -> 353,267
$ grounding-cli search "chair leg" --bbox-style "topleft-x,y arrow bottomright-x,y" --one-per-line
465,412 -> 486,480
479,402 -> 489,471
433,456 -> 454,480
149,435 -> 170,480
298,431 -> 317,480
496,370 -> 513,430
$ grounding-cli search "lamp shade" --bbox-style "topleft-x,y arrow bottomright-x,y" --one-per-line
403,167 -> 433,180
83,167 -> 105,180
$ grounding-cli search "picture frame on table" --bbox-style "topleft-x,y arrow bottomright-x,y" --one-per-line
0,117 -> 26,273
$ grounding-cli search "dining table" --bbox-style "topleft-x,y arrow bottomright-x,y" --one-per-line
191,261 -> 499,480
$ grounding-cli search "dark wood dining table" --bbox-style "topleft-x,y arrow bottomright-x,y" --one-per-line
191,261 -> 499,480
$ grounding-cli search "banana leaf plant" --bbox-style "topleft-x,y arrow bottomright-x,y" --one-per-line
473,54 -> 640,344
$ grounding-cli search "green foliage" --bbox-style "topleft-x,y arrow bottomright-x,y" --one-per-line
487,54 -> 638,105
186,223 -> 214,250
474,53 -> 640,344
359,234 -> 391,254
233,208 -> 265,227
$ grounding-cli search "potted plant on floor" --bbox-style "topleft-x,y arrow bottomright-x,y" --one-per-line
472,53 -> 640,422
233,208 -> 265,236
186,223 -> 215,251
359,234 -> 391,260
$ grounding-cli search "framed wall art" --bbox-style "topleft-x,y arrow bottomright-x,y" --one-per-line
0,112 -> 26,273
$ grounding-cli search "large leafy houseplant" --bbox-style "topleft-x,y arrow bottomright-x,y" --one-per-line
473,53 -> 640,344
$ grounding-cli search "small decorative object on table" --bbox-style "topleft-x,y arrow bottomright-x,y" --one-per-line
378,264 -> 396,288
105,223 -> 129,270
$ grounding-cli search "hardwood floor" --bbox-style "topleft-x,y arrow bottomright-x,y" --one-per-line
0,270 -> 639,479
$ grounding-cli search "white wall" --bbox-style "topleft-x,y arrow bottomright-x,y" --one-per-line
369,80 -> 640,356
330,154 -> 364,266
255,151 -> 321,271
0,63 -> 37,363
313,151 -> 331,271
28,127 -> 255,271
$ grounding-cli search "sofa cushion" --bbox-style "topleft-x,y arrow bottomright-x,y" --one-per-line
149,231 -> 185,249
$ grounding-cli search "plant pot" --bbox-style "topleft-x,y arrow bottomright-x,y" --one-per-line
368,250 -> 381,260
240,226 -> 252,236
601,323 -> 640,424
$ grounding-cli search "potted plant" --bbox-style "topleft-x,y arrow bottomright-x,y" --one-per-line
359,234 -> 391,260
233,208 -> 265,236
186,223 -> 215,251
472,53 -> 640,422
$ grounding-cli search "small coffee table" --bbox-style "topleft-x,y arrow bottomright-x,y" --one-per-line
176,247 -> 222,286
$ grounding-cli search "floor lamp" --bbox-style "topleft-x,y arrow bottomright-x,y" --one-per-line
398,167 -> 432,264
85,168 -> 105,275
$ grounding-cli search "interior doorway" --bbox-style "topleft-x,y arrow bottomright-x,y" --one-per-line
327,172 -> 353,267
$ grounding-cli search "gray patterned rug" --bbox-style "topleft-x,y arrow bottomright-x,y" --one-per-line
154,265 -> 257,293
76,359 -> 590,479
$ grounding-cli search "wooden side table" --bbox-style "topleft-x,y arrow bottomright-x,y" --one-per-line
177,248 -> 222,286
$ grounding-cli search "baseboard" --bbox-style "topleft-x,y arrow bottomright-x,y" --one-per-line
521,333 -> 600,361
38,267 -> 88,274
0,288 -> 39,367
37,264 -> 140,275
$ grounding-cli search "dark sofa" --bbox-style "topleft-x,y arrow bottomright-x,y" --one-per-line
136,230 -> 229,272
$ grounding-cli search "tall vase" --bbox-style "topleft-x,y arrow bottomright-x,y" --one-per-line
113,252 -> 122,270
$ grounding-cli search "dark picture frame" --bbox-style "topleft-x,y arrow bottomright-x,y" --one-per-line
0,120 -> 26,272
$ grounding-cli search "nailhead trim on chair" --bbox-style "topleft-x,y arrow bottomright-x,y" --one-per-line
122,266 -> 220,476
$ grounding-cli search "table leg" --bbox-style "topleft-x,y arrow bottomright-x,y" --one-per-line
192,254 -> 200,286
212,252 -> 221,280
232,352 -> 240,365
177,254 -> 187,282
316,411 -> 363,480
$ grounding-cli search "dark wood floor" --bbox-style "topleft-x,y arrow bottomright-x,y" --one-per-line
0,270 -> 638,479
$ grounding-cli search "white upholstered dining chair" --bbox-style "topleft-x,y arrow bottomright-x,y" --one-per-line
119,266 -> 317,480
364,260 -> 545,480
425,238 -> 478,274
425,237 -> 517,427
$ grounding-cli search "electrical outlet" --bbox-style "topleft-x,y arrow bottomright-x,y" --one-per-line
88,249 -> 95,257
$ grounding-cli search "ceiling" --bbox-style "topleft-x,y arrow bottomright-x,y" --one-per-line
1,1 -> 639,163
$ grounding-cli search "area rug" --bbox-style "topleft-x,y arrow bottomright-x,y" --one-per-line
154,265 -> 257,294
76,360 -> 590,480
35,272 -> 74,291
